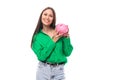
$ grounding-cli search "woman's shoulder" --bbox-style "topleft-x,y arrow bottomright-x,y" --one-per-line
34,31 -> 44,40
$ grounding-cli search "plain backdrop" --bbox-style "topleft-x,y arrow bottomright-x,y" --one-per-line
0,0 -> 120,80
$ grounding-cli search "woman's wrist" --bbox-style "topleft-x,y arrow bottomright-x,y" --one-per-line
52,36 -> 57,42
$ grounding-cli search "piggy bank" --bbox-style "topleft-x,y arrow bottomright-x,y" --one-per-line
55,24 -> 69,36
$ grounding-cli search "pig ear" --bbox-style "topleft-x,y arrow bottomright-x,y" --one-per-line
60,24 -> 64,26
57,24 -> 61,26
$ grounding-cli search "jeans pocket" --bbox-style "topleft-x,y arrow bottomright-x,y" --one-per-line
59,65 -> 64,70
38,61 -> 45,69
59,67 -> 64,70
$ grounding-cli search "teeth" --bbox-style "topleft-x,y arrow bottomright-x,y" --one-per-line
45,20 -> 49,23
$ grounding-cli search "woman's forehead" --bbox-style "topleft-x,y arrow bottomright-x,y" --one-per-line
43,9 -> 53,13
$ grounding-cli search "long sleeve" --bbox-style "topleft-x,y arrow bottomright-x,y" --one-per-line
62,37 -> 73,57
32,33 -> 56,61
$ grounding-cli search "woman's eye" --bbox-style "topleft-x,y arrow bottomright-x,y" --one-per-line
49,15 -> 53,17
44,13 -> 47,16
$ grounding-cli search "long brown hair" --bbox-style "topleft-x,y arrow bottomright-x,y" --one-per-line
31,7 -> 56,47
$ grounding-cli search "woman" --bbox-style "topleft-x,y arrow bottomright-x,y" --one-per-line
31,7 -> 73,80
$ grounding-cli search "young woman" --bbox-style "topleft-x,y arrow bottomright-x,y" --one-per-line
31,7 -> 73,80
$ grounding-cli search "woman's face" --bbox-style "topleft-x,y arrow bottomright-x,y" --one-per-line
41,9 -> 54,27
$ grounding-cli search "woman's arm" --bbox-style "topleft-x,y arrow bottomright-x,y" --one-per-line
32,35 -> 56,61
62,37 -> 73,57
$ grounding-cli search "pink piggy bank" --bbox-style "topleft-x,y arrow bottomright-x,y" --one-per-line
55,24 -> 69,36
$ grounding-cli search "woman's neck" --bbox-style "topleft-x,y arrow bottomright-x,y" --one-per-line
42,26 -> 55,38
42,27 -> 52,33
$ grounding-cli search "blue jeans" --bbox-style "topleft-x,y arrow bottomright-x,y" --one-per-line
36,61 -> 65,80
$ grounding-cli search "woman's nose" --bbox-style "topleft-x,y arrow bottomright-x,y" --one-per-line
46,15 -> 49,19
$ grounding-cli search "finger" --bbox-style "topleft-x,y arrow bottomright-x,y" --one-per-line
58,33 -> 63,37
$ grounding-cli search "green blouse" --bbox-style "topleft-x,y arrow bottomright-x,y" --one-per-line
32,30 -> 73,64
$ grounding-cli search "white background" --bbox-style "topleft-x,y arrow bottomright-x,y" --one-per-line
0,0 -> 120,80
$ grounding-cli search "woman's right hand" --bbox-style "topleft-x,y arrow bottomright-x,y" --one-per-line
52,30 -> 62,42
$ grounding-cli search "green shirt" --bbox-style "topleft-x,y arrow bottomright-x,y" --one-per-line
32,30 -> 73,64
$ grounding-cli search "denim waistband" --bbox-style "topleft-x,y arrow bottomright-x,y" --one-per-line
40,61 -> 65,66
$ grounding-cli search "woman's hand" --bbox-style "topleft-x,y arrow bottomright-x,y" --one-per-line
63,32 -> 69,38
52,30 -> 62,42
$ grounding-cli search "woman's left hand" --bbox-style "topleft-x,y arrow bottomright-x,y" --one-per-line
63,32 -> 69,38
